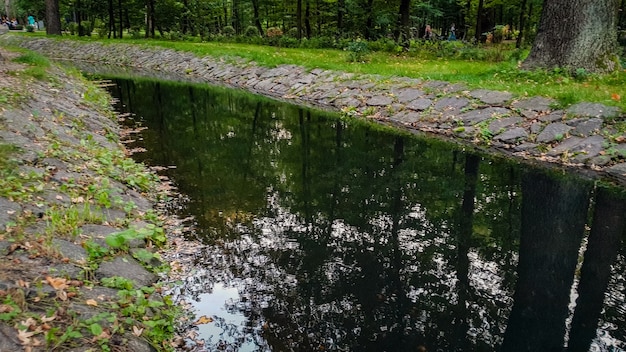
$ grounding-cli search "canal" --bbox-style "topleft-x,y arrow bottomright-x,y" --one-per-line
105,77 -> 626,351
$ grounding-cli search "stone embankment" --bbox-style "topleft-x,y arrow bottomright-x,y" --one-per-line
0,48 -> 186,351
4,36 -> 626,187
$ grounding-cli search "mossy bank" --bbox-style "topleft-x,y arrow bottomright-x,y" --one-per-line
4,35 -> 626,187
0,48 -> 185,351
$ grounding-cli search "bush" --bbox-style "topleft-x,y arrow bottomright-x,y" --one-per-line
80,21 -> 92,35
94,19 -> 108,38
345,39 -> 369,62
286,27 -> 299,38
278,36 -> 300,48
25,25 -> 34,32
266,27 -> 283,46
222,25 -> 236,37
299,35 -> 335,49
244,25 -> 260,37
368,37 -> 401,53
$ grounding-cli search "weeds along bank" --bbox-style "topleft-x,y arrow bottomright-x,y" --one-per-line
0,48 -> 188,351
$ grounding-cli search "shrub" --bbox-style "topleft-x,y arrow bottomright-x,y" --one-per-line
286,27 -> 299,38
222,25 -> 236,37
244,25 -> 260,37
94,18 -> 108,38
266,27 -> 283,46
25,25 -> 34,32
345,39 -> 369,62
278,36 -> 300,48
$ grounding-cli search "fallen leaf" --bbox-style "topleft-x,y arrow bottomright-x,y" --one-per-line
132,325 -> 144,336
40,314 -> 56,323
611,93 -> 621,101
46,276 -> 68,290
193,315 -> 214,325
71,196 -> 85,203
85,299 -> 98,306
56,290 -> 68,301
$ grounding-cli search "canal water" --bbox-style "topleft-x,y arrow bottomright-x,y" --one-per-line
105,77 -> 626,352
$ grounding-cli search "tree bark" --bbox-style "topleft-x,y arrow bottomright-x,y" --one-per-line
108,0 -> 115,38
296,0 -> 302,39
45,0 -> 62,35
522,0 -> 621,73
251,0 -> 264,36
515,0 -> 528,48
118,0 -> 123,38
474,0 -> 484,41
395,0 -> 411,48
364,0 -> 375,40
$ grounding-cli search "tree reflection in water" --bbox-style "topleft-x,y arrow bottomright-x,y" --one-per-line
106,77 -> 626,351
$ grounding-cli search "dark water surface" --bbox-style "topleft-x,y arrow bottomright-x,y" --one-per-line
105,77 -> 626,352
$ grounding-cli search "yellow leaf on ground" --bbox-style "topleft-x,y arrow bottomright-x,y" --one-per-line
85,299 -> 98,306
132,325 -> 144,336
46,276 -> 68,290
193,315 -> 214,325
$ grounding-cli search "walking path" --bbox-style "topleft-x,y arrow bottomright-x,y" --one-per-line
4,35 -> 626,186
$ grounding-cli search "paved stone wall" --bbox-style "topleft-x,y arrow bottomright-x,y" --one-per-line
5,36 -> 626,185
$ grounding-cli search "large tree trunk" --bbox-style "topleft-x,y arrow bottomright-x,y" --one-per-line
522,0 -> 621,73
45,0 -> 62,35
515,0 -> 528,48
108,0 -> 115,38
395,0 -> 411,48
251,0 -> 264,36
364,0 -> 375,40
296,0 -> 302,39
337,0 -> 344,38
474,0 -> 484,41
145,0 -> 155,38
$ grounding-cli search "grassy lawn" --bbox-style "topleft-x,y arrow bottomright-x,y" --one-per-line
28,32 -> 626,111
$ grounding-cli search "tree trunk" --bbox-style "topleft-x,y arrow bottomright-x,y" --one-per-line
515,0 -> 527,48
395,0 -> 411,48
118,0 -> 123,38
474,0 -> 484,41
364,0 -> 375,40
522,0 -> 621,73
145,0 -> 155,38
337,0 -> 344,38
304,0 -> 311,38
108,0 -> 115,38
45,0 -> 62,35
251,0 -> 264,36
296,0 -> 302,39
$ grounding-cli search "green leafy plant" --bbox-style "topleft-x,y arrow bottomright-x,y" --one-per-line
345,39 -> 369,63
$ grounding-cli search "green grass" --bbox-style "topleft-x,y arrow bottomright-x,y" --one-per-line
11,50 -> 51,79
19,32 -> 626,111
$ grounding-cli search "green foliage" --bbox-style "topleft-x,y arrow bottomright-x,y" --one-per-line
244,25 -> 260,37
104,224 -> 166,250
222,25 -> 236,37
101,276 -> 134,290
345,39 -> 369,63
12,51 -> 50,67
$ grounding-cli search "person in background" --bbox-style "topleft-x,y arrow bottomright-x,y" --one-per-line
27,15 -> 35,28
448,23 -> 456,41
424,24 -> 432,40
